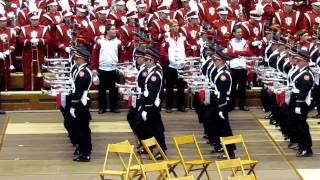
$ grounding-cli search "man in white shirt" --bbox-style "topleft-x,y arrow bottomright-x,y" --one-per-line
92,24 -> 122,114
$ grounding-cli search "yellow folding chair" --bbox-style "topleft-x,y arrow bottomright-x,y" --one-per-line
220,135 -> 258,178
173,135 -> 212,180
169,175 -> 195,180
118,140 -> 144,179
99,143 -> 134,180
140,161 -> 170,180
142,137 -> 181,177
215,158 -> 245,180
228,174 -> 256,180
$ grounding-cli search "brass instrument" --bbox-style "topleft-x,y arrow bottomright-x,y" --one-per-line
30,36 -> 43,90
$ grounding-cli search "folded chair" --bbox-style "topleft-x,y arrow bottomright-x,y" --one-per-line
100,143 -> 134,180
140,161 -> 170,180
173,135 -> 212,180
220,135 -> 258,178
118,140 -> 144,179
215,158 -> 245,180
142,137 -> 181,177
228,174 -> 256,180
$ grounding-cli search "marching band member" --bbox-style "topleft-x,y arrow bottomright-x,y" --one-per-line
138,48 -> 167,158
150,5 -> 171,51
118,10 -> 138,63
70,44 -> 93,162
181,10 -> 202,57
289,50 -> 314,157
40,0 -> 63,58
273,0 -> 302,36
211,6 -> 236,48
92,24 -> 121,114
19,11 -> 49,90
160,19 -> 188,113
301,0 -> 320,36
0,13 -> 16,91
56,10 -> 74,58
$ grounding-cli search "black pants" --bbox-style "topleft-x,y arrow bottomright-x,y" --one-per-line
312,84 -> 320,114
145,106 -> 167,151
292,103 -> 312,151
98,69 -> 119,111
230,68 -> 247,109
127,107 -> 150,142
193,92 -> 206,124
164,66 -> 186,109
74,104 -> 92,156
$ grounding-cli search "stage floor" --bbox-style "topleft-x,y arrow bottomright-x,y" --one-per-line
0,109 -> 319,180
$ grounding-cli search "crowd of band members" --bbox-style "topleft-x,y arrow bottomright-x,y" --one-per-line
0,0 -> 320,159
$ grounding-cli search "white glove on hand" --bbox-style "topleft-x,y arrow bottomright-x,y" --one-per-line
0,52 -> 6,60
251,41 -> 261,47
4,50 -> 10,56
142,111 -> 147,121
191,45 -> 197,50
219,111 -> 225,119
70,107 -> 76,118
65,47 -> 71,53
30,38 -> 39,45
295,107 -> 301,114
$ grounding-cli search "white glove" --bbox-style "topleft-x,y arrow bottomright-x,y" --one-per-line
251,41 -> 262,47
295,107 -> 301,114
142,111 -> 147,121
65,47 -> 71,53
11,3 -> 18,9
191,45 -> 197,50
0,52 -> 6,60
219,111 -> 225,119
70,107 -> 76,118
4,50 -> 10,56
30,38 -> 39,45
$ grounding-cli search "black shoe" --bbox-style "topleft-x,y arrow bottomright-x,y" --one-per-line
110,109 -> 120,113
154,153 -> 164,160
73,155 -> 91,162
214,147 -> 224,153
166,108 -> 172,113
217,154 -> 235,160
312,114 -> 320,119
0,110 -> 6,115
240,106 -> 250,111
288,143 -> 299,150
296,149 -> 313,157
269,119 -> 278,125
264,113 -> 273,119
203,135 -> 208,139
178,107 -> 188,112
137,148 -> 149,155
98,109 -> 106,114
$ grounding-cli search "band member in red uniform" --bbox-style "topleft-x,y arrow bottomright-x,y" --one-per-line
150,5 -> 171,51
108,0 -> 127,28
19,12 -> 49,90
301,0 -> 320,36
40,0 -> 63,58
88,6 -> 114,42
198,0 -> 220,28
0,14 -> 16,91
211,7 -> 236,48
119,11 -> 138,62
56,10 -> 73,58
181,11 -> 202,57
273,0 -> 302,36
